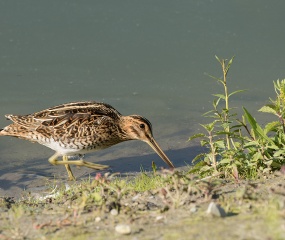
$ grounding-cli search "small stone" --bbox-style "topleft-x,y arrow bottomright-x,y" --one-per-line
206,202 -> 226,218
132,194 -> 141,201
115,224 -> 131,235
190,206 -> 197,213
95,217 -> 101,222
155,215 -> 164,222
110,209 -> 118,216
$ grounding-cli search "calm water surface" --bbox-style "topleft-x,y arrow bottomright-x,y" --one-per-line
0,1 -> 285,184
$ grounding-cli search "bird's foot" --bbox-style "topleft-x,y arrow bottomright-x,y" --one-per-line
49,157 -> 109,170
48,154 -> 109,181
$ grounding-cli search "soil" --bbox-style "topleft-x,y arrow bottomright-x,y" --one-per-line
1,169 -> 285,240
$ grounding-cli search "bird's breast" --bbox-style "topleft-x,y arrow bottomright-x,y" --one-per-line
39,134 -> 123,155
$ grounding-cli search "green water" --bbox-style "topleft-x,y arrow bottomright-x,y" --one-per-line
0,1 -> 284,181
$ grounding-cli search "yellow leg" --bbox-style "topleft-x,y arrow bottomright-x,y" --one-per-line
48,153 -> 109,180
48,153 -> 75,181
63,155 -> 76,181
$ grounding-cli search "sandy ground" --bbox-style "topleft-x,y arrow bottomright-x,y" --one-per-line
1,168 -> 285,240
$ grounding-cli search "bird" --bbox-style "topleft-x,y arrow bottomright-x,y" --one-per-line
0,101 -> 175,180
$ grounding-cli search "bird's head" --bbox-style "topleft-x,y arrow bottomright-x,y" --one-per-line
120,115 -> 174,169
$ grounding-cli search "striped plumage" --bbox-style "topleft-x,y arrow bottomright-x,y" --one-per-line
0,101 -> 174,180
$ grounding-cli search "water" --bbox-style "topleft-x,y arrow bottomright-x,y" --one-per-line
0,1 -> 285,189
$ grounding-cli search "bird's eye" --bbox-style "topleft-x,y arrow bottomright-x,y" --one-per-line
139,123 -> 145,129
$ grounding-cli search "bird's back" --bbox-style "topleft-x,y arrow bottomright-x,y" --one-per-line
0,101 -> 124,152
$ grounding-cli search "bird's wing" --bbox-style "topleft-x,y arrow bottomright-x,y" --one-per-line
5,101 -> 121,132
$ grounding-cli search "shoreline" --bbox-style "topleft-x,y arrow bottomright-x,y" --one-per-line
1,169 -> 285,239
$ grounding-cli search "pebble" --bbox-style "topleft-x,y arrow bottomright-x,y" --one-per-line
206,202 -> 226,217
190,206 -> 197,213
95,217 -> 101,222
115,224 -> 131,235
155,216 -> 164,222
132,194 -> 141,201
110,209 -> 118,216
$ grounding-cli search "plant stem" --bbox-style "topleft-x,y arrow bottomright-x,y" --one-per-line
221,59 -> 231,150
208,130 -> 217,171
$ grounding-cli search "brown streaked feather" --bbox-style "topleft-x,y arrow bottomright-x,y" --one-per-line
6,101 -> 121,126
1,101 -> 123,141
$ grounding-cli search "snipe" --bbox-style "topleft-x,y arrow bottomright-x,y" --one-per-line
0,101 -> 174,180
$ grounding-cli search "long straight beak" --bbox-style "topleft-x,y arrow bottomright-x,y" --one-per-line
146,137 -> 175,169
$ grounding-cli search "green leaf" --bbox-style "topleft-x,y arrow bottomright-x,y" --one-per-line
203,109 -> 215,116
252,152 -> 262,162
192,153 -> 206,163
219,158 -> 232,164
230,124 -> 244,129
204,73 -> 220,81
265,160 -> 273,167
213,98 -> 221,108
200,139 -> 209,146
200,122 -> 216,132
228,89 -> 247,97
215,55 -> 222,64
243,107 -> 274,144
273,149 -> 285,157
215,140 -> 225,148
271,161 -> 281,168
200,165 -> 213,173
243,141 -> 259,148
225,56 -> 235,75
264,121 -> 280,134
188,160 -> 207,174
258,105 -> 278,115
267,145 -> 279,150
212,94 -> 226,100
216,131 -> 231,135
217,79 -> 225,85
188,133 -> 205,141
92,192 -> 103,203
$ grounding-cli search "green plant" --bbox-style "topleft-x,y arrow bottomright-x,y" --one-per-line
189,56 -> 246,177
189,57 -> 285,179
258,79 -> 285,167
